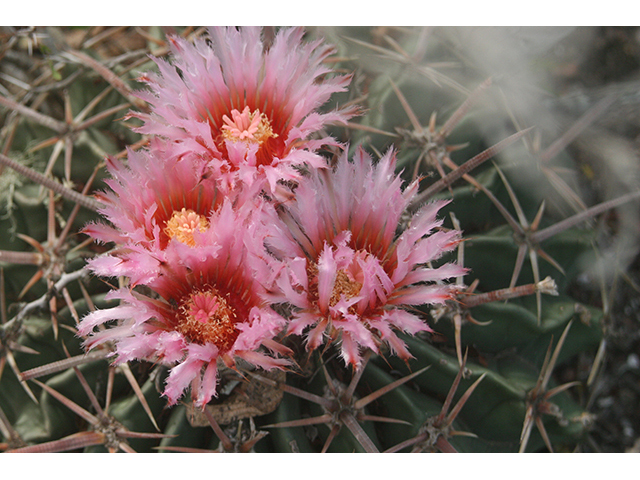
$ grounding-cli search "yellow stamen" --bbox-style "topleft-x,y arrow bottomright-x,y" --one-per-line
221,106 -> 277,144
165,208 -> 209,247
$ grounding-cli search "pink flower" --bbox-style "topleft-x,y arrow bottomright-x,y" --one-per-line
266,148 -> 466,367
128,27 -> 357,194
82,138 -> 231,285
78,201 -> 290,407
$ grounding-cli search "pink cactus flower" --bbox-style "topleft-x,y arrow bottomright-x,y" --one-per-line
128,27 -> 357,195
78,201 -> 290,408
266,148 -> 466,368
82,137 -> 230,285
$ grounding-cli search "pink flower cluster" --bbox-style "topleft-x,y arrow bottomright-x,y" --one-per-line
78,27 -> 465,408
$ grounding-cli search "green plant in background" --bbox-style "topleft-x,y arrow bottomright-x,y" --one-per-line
1,26 -> 637,453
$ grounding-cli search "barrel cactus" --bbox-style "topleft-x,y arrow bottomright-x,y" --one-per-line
1,26 -> 636,454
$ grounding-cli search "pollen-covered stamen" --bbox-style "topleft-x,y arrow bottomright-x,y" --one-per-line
308,263 -> 363,311
221,106 -> 277,144
164,208 -> 209,247
331,270 -> 363,307
177,288 -> 239,351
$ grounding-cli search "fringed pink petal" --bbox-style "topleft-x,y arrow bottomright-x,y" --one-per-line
388,284 -> 455,306
306,317 -> 329,351
164,358 -> 204,406
233,307 -> 286,352
338,332 -> 365,368
156,331 -> 188,363
81,324 -> 133,352
262,338 -> 294,358
316,244 -> 338,313
113,330 -> 162,363
367,318 -> 413,362
332,315 -> 378,354
382,308 -> 433,335
237,350 -> 290,371
164,343 -> 219,405
77,304 -> 140,336
82,222 -> 126,244
398,263 -> 468,289
195,361 -> 219,409
404,229 -> 461,267
287,312 -> 321,337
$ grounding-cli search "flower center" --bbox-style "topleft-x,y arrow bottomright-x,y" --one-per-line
221,106 -> 277,144
177,288 -> 239,351
164,208 -> 209,247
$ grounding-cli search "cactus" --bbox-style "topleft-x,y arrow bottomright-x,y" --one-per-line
1,26 -> 637,454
